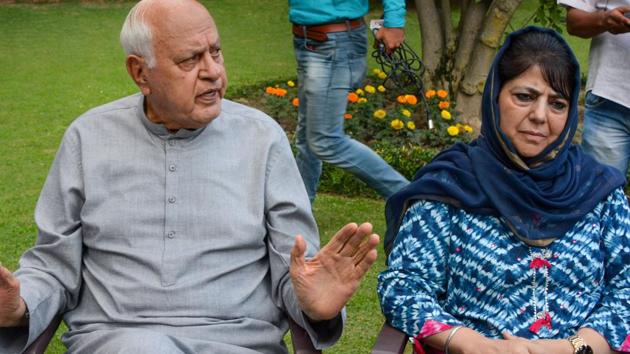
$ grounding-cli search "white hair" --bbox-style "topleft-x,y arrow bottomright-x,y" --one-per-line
120,1 -> 156,68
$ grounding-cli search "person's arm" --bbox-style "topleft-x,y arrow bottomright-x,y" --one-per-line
572,188 -> 630,353
263,125 -> 345,348
0,127 -> 85,351
565,5 -> 630,38
376,0 -> 406,51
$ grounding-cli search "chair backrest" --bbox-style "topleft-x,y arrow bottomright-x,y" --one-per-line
24,315 -> 321,354
371,321 -> 408,354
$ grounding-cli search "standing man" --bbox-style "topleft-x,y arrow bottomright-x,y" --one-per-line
558,0 -> 630,173
0,0 -> 380,353
289,0 -> 409,202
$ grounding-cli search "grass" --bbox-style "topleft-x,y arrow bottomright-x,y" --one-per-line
0,2 -> 590,353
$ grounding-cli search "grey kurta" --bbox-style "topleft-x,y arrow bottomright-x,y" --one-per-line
0,94 -> 343,353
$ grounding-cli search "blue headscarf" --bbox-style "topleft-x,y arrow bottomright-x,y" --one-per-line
384,26 -> 625,254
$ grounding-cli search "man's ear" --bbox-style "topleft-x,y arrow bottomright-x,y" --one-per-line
126,55 -> 151,96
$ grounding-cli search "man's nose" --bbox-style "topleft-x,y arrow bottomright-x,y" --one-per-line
198,52 -> 223,79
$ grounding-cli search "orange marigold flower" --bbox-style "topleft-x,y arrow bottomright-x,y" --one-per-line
396,95 -> 406,104
437,89 -> 448,98
347,92 -> 359,103
425,90 -> 436,99
276,89 -> 287,97
438,101 -> 450,109
265,87 -> 275,94
292,98 -> 300,107
405,95 -> 418,105
344,113 -> 353,120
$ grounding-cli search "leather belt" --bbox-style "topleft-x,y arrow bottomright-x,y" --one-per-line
292,18 -> 364,42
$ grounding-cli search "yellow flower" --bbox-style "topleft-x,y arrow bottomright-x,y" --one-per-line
373,109 -> 387,119
438,101 -> 450,110
464,124 -> 473,133
441,110 -> 452,120
407,121 -> 416,130
378,71 -> 387,80
287,80 -> 295,87
377,85 -> 386,93
401,109 -> 412,117
372,68 -> 382,75
391,119 -> 404,130
358,97 -> 368,104
355,88 -> 365,96
437,89 -> 448,98
425,89 -> 436,99
364,85 -> 376,94
447,125 -> 460,136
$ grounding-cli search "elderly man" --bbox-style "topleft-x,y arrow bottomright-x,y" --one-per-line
0,0 -> 379,353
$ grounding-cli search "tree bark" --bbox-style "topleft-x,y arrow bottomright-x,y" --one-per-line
451,0 -> 489,92
415,0 -> 444,86
455,0 -> 523,131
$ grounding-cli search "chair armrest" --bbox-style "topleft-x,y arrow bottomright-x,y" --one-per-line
288,317 -> 321,354
371,322 -> 408,354
23,315 -> 62,354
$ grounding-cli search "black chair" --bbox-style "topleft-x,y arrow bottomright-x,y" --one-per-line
25,315 -> 321,354
371,322 -> 408,354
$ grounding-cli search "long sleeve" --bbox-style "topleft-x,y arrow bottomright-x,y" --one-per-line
0,128 -> 84,353
264,127 -> 344,349
581,188 -> 630,351
382,0 -> 406,28
378,201 -> 462,339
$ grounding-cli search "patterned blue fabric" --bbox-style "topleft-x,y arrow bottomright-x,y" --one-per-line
378,188 -> 630,351
383,27 -> 625,254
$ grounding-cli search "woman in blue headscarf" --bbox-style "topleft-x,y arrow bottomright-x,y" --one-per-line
377,26 -> 630,354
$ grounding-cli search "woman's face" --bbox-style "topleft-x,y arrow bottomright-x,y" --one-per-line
498,65 -> 569,158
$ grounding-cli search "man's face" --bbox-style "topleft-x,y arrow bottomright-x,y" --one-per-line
143,4 -> 227,131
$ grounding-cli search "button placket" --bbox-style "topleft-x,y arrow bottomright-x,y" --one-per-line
162,139 -> 179,286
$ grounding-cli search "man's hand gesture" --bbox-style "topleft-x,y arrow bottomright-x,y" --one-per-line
0,265 -> 27,327
290,222 -> 379,321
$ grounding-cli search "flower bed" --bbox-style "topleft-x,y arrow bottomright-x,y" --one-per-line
232,70 -> 475,197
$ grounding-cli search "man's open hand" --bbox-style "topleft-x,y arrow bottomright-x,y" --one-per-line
0,266 -> 26,327
290,222 -> 379,321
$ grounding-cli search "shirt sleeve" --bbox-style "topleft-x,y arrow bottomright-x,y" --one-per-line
556,0 -> 597,12
263,127 -> 344,349
382,0 -> 406,28
581,188 -> 630,352
378,201 -> 463,340
0,127 -> 85,352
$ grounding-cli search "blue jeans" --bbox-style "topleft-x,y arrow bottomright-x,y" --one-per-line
293,25 -> 408,202
581,92 -> 630,173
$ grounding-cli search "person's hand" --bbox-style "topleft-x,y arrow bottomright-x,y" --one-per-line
0,265 -> 27,327
289,222 -> 378,321
375,27 -> 405,53
446,330 -> 534,354
603,6 -> 630,34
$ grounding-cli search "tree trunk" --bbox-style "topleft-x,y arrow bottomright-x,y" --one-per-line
455,0 -> 523,131
415,0 -> 444,86
451,1 -> 489,92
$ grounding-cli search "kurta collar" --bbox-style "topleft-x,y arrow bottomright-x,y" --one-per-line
135,94 -> 207,140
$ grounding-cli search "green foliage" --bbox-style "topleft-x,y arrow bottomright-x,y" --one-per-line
533,0 -> 566,32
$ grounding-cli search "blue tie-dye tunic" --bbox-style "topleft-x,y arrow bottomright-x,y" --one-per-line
378,187 -> 630,352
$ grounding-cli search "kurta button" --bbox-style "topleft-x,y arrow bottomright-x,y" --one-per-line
168,164 -> 176,172
168,196 -> 176,203
167,231 -> 175,239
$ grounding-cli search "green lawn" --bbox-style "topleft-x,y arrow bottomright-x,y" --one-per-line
0,2 -> 590,353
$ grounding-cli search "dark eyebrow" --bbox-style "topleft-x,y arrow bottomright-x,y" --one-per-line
520,87 -> 567,100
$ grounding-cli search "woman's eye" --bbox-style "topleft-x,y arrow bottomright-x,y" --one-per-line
515,93 -> 533,102
550,101 -> 568,111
